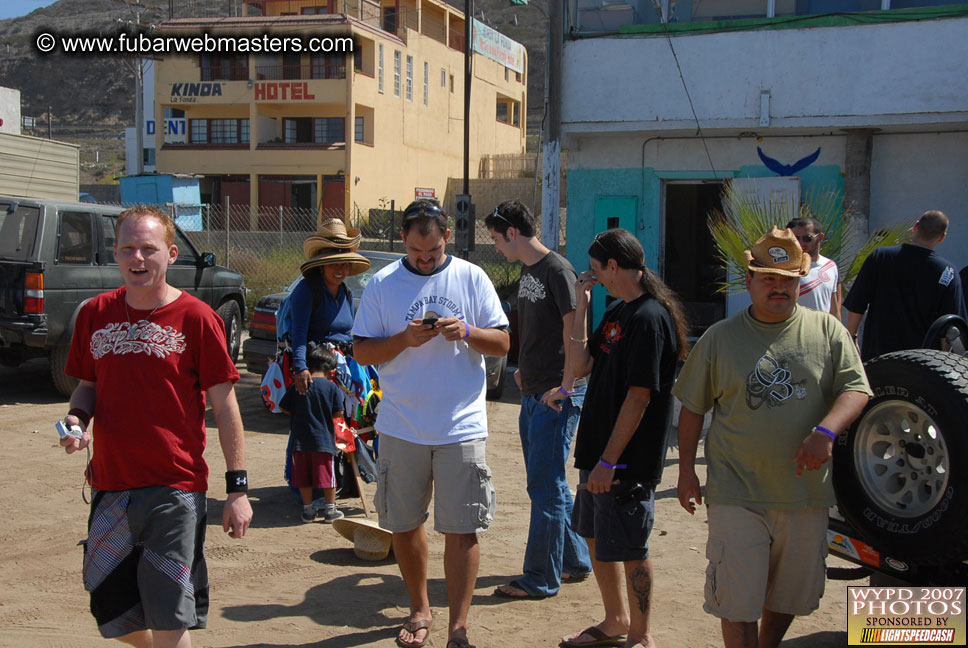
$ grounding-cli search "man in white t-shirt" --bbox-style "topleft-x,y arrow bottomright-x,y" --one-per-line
353,199 -> 510,648
786,216 -> 841,318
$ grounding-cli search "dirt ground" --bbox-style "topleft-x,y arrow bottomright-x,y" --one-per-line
0,358 -> 855,648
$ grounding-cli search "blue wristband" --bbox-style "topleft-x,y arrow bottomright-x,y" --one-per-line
813,425 -> 837,440
598,458 -> 627,470
463,321 -> 470,340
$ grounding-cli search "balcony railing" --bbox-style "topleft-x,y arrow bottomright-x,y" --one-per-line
201,65 -> 249,81
254,63 -> 347,80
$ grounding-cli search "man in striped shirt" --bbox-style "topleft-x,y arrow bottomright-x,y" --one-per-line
787,216 -> 841,318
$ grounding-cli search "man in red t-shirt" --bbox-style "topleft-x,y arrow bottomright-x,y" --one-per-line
58,206 -> 253,647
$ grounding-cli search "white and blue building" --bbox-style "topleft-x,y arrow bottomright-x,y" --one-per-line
561,2 -> 968,331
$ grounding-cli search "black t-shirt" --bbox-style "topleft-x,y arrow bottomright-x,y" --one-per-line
517,251 -> 578,394
280,378 -> 344,454
574,292 -> 679,485
843,244 -> 967,360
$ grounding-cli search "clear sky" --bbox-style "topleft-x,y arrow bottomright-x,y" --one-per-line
0,0 -> 57,21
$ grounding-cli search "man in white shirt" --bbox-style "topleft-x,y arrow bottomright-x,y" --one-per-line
786,216 -> 841,318
353,199 -> 510,648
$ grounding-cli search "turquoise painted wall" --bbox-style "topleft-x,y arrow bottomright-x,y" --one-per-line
566,164 -> 844,326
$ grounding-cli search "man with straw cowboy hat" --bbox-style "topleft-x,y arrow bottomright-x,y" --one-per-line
673,226 -> 870,648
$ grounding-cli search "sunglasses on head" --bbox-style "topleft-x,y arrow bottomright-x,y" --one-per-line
404,202 -> 443,218
490,208 -> 513,228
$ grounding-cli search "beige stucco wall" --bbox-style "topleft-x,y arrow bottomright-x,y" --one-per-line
0,131 -> 79,201
154,2 -> 526,223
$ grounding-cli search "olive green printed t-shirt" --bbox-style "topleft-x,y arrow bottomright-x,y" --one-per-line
672,305 -> 871,509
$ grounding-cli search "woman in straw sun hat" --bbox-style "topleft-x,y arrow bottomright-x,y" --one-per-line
285,218 -> 371,520
290,218 -> 370,397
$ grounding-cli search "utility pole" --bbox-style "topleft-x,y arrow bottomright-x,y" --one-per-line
540,0 -> 562,251
457,0 -> 475,261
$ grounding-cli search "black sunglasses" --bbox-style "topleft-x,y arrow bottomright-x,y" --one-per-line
796,233 -> 817,243
404,202 -> 443,218
490,208 -> 514,228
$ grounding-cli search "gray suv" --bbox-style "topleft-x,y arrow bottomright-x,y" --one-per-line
0,196 -> 246,395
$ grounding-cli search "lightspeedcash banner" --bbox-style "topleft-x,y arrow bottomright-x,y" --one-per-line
848,587 -> 965,645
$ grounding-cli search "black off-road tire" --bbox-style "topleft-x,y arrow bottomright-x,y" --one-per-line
832,349 -> 968,565
217,300 -> 242,363
50,345 -> 78,397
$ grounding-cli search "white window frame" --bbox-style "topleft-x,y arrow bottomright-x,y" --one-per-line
423,61 -> 428,106
378,43 -> 384,93
393,50 -> 401,98
405,55 -> 413,102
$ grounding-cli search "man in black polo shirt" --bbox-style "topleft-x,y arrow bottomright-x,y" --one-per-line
844,210 -> 967,360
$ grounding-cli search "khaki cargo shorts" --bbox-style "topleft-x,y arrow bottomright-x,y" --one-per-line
374,434 -> 496,534
703,504 -> 828,622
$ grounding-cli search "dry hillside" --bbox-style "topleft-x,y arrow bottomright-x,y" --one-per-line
0,0 -> 548,137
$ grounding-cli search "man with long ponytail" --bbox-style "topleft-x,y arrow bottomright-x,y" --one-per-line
556,228 -> 689,648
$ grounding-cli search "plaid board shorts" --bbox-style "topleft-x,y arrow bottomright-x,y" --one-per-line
83,486 -> 208,638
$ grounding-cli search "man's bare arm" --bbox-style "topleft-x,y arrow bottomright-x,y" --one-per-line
676,406 -> 705,514
208,381 -> 253,539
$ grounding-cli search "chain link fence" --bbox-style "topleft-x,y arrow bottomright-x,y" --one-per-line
170,204 -> 559,318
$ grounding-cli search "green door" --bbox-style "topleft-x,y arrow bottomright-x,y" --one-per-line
591,196 -> 637,328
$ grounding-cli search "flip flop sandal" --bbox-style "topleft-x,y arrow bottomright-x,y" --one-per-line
446,638 -> 477,648
493,579 -> 551,600
395,617 -> 432,648
559,626 -> 628,648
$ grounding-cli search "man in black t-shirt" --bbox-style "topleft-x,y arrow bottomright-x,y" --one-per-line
844,210 -> 967,360
556,228 -> 688,648
485,200 -> 592,600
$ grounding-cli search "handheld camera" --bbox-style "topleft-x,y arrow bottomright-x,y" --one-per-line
56,420 -> 83,440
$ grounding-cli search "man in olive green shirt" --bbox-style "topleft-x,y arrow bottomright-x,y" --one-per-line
673,227 -> 871,648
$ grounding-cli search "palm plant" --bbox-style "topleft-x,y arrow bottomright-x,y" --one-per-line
707,182 -> 912,294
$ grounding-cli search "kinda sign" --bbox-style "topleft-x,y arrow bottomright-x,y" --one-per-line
254,81 -> 316,101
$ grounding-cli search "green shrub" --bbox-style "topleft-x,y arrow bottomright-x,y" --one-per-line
236,246 -> 304,320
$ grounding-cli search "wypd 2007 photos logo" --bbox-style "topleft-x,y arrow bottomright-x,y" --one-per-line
848,587 -> 965,645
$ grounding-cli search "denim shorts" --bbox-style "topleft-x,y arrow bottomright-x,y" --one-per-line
571,470 -> 655,562
374,434 -> 496,534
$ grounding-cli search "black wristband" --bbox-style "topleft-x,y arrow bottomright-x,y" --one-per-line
68,407 -> 91,429
226,470 -> 248,494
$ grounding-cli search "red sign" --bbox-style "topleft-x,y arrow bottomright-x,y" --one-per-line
415,187 -> 435,199
254,81 -> 316,101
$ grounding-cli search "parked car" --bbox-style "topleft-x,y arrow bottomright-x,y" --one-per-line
243,250 -> 508,399
0,195 -> 246,396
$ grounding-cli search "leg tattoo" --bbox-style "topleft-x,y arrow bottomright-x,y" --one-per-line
629,566 -> 652,614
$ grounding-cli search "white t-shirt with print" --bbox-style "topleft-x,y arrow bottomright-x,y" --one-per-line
353,256 -> 508,445
798,254 -> 839,313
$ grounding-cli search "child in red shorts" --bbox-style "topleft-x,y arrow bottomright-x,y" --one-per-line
280,346 -> 346,523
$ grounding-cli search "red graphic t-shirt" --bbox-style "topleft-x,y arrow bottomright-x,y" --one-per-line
66,287 -> 240,492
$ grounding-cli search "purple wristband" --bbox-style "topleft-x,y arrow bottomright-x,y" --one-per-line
463,321 -> 470,340
598,458 -> 627,470
558,387 -> 573,397
813,425 -> 837,440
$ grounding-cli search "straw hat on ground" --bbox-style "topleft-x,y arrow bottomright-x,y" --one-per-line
332,517 -> 393,561
744,226 -> 810,277
303,218 -> 362,259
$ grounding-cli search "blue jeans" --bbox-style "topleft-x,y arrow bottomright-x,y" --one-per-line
516,390 -> 592,596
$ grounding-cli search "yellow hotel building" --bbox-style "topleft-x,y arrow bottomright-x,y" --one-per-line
154,0 -> 527,228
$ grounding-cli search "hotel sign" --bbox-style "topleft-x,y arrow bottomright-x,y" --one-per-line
254,81 -> 316,101
472,19 -> 525,74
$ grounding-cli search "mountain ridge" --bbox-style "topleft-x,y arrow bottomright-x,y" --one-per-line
0,0 -> 548,135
